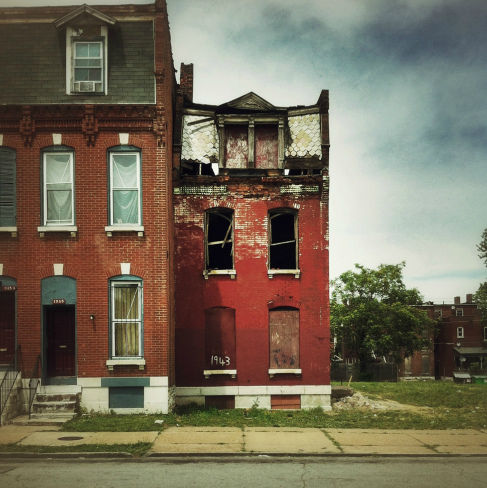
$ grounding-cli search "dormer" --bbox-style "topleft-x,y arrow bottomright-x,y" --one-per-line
53,4 -> 120,96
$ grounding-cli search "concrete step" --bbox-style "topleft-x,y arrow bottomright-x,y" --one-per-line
38,385 -> 81,395
11,414 -> 75,426
36,393 -> 78,403
32,400 -> 77,414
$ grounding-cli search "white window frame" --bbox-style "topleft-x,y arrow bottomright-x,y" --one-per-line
457,327 -> 464,339
109,152 -> 142,226
456,308 -> 463,317
110,281 -> 143,359
435,309 -> 442,317
42,151 -> 74,226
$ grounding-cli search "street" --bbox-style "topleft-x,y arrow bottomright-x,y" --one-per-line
1,457 -> 486,487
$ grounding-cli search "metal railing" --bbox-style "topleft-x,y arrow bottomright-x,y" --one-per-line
0,345 -> 21,425
28,355 -> 42,420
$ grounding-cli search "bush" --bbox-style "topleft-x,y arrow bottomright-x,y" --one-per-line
357,372 -> 374,382
469,362 -> 480,371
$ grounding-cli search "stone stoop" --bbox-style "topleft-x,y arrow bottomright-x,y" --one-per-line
27,385 -> 82,425
0,374 -> 23,426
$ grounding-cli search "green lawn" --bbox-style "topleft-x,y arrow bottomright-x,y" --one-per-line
61,381 -> 487,432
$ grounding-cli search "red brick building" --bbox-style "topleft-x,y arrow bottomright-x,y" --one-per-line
172,65 -> 331,409
0,2 -> 176,414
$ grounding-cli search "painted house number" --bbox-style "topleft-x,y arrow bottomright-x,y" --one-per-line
1,286 -> 16,291
211,355 -> 231,366
52,299 -> 66,305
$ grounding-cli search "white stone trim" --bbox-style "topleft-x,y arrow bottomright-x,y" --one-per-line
0,227 -> 17,237
119,133 -> 129,145
268,368 -> 302,377
106,359 -> 146,370
105,225 -> 144,237
38,225 -> 77,237
120,263 -> 131,275
176,385 -> 331,396
204,369 -> 237,379
0,264 -> 3,275
53,263 -> 64,276
52,133 -> 62,145
203,269 -> 236,280
0,134 -> 3,146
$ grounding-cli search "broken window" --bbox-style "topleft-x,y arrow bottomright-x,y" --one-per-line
269,307 -> 299,369
205,208 -> 234,270
268,209 -> 297,270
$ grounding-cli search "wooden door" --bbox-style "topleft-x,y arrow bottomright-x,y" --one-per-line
269,308 -> 299,369
46,306 -> 75,377
0,291 -> 15,364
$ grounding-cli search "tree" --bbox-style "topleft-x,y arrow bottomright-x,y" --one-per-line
475,229 -> 487,322
478,228 -> 487,266
330,262 -> 435,374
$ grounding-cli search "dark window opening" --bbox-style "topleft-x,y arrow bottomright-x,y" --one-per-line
206,209 -> 234,270
288,168 -> 321,176
269,210 -> 297,269
181,161 -> 216,176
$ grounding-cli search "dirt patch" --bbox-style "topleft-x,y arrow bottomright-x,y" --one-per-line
333,391 -> 429,413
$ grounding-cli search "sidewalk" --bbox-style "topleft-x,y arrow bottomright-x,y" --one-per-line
2,423 -> 487,456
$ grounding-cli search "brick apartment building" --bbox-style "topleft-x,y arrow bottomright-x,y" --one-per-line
172,65 -> 331,409
0,1 -> 176,414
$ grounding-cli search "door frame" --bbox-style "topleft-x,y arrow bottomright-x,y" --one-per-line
0,275 -> 17,370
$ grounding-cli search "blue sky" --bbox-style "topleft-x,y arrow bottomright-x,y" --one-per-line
5,0 -> 487,302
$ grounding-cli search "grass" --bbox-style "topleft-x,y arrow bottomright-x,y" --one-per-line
59,381 -> 487,432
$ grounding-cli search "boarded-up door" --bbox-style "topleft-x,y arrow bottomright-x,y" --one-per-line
46,305 -> 76,377
225,125 -> 248,168
255,125 -> 278,169
269,307 -> 299,369
205,307 -> 236,370
0,291 -> 15,364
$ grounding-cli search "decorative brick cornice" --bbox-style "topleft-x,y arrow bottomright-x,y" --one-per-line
82,105 -> 98,146
20,106 -> 35,147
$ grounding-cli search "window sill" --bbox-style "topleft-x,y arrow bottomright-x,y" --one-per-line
38,225 -> 77,237
268,368 -> 302,378
105,225 -> 144,237
0,227 -> 17,237
106,359 -> 146,371
204,369 -> 237,379
203,270 -> 236,280
268,269 -> 300,279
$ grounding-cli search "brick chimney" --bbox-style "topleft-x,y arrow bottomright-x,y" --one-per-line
454,296 -> 460,305
466,294 -> 473,303
179,63 -> 193,103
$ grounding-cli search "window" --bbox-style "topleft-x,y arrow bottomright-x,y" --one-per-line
43,152 -> 74,226
73,41 -> 104,93
110,280 -> 143,358
457,327 -> 464,339
456,308 -> 463,317
109,152 -> 141,226
0,148 -> 16,228
268,209 -> 298,271
435,309 -> 442,317
205,208 -> 234,271
269,307 -> 300,375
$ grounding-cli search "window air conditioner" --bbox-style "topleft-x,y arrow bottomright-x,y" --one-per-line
73,82 -> 103,93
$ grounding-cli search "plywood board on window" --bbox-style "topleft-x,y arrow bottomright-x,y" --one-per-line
269,309 -> 299,369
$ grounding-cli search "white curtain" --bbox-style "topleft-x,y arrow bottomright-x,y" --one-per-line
112,154 -> 139,224
113,285 -> 140,357
46,154 -> 72,224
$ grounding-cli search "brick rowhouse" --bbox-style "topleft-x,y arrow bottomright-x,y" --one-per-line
173,66 -> 331,409
0,1 -> 176,413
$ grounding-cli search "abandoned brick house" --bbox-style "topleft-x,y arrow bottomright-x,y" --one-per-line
172,65 -> 331,409
0,1 -> 176,420
0,1 -> 331,421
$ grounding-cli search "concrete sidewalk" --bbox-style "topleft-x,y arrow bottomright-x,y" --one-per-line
2,423 -> 487,456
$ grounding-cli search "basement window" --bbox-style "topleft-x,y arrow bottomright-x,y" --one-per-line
204,208 -> 235,278
268,209 -> 299,278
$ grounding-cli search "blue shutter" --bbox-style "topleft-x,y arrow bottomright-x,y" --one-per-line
0,148 -> 16,227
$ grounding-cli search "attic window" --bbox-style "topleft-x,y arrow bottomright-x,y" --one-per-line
73,42 -> 104,93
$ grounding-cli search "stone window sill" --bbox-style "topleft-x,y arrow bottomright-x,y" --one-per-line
0,227 -> 17,237
268,368 -> 302,378
203,269 -> 236,280
105,225 -> 144,237
106,359 -> 146,371
38,225 -> 77,237
204,369 -> 237,379
268,269 -> 300,279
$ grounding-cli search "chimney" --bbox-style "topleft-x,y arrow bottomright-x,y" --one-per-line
466,294 -> 473,303
454,296 -> 460,305
180,63 -> 193,103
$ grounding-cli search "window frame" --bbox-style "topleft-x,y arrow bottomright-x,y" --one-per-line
109,277 -> 143,360
42,149 -> 75,227
457,327 -> 464,339
108,149 -> 142,227
456,308 -> 463,317
0,147 -> 16,232
268,208 -> 299,277
73,41 -> 104,93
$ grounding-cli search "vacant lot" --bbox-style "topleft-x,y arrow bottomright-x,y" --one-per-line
62,381 -> 487,432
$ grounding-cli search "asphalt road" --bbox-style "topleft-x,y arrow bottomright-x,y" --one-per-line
1,457 -> 486,487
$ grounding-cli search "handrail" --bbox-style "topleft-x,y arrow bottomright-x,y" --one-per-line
0,345 -> 21,425
28,355 -> 42,420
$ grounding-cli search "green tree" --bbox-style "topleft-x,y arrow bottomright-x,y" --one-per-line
330,262 -> 435,374
478,228 -> 487,266
474,229 -> 487,322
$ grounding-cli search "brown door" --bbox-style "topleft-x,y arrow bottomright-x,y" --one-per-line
0,291 -> 15,364
46,306 -> 75,377
269,308 -> 299,369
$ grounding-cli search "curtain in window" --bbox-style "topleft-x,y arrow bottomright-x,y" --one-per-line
112,154 -> 139,224
113,285 -> 140,357
45,154 -> 72,224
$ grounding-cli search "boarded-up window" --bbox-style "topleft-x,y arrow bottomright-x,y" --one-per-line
225,125 -> 248,168
255,125 -> 278,169
0,148 -> 16,227
269,307 -> 299,369
205,208 -> 234,270
269,209 -> 297,270
271,395 -> 301,410
205,307 -> 236,370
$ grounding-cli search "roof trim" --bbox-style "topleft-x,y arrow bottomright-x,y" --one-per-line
53,4 -> 120,32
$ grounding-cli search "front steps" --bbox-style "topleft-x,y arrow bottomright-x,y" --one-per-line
15,385 -> 81,426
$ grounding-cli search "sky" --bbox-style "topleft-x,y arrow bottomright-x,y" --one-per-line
4,0 -> 487,303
